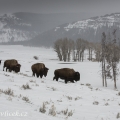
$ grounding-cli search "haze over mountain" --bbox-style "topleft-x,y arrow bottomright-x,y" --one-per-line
25,12 -> 120,47
1,12 -> 120,47
0,12 -> 92,43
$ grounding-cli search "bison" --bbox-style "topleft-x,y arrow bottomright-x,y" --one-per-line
0,60 -> 1,65
31,63 -> 49,78
53,68 -> 80,84
3,59 -> 21,73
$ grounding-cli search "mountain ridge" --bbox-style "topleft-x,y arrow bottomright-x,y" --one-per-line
25,12 -> 120,47
0,12 -> 85,43
1,12 -> 120,47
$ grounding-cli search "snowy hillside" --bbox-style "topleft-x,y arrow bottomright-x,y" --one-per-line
0,13 -> 40,43
25,13 -> 120,47
62,13 -> 120,31
0,45 -> 120,120
0,12 -> 87,44
54,13 -> 120,41
1,12 -> 120,47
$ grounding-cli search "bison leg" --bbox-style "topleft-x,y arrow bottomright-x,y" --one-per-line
32,72 -> 35,77
3,63 -> 5,71
53,76 -> 59,81
36,74 -> 39,78
55,76 -> 58,81
71,80 -> 74,83
8,67 -> 12,72
6,67 -> 8,72
65,79 -> 68,84
40,74 -> 43,78
56,78 -> 58,81
32,70 -> 35,77
3,66 -> 5,71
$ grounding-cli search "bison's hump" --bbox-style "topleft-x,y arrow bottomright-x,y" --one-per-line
56,68 -> 75,73
54,68 -> 75,77
31,63 -> 45,71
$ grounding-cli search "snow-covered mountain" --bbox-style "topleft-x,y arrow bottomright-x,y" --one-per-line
0,12 -> 68,44
25,13 -> 120,47
0,13 -> 40,42
1,12 -> 120,46
0,12 -> 80,43
54,13 -> 120,42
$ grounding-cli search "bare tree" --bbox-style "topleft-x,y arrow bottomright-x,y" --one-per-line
101,32 -> 107,87
111,29 -> 118,89
87,42 -> 94,61
54,38 -> 74,62
94,43 -> 102,62
61,38 -> 68,62
67,39 -> 74,62
72,41 -> 77,61
54,39 -> 62,61
76,39 -> 86,61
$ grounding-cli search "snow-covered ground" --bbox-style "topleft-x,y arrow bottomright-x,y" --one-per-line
0,45 -> 120,120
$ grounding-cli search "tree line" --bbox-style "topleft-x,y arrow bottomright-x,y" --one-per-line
54,38 -> 95,62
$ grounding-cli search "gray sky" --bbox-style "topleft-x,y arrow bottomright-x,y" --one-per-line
0,0 -> 120,17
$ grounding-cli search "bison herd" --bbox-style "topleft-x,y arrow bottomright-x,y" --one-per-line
0,59 -> 80,84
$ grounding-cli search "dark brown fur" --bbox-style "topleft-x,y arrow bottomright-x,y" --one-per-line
31,63 -> 49,78
10,63 -> 21,73
0,60 -> 1,65
53,68 -> 80,84
3,59 -> 21,73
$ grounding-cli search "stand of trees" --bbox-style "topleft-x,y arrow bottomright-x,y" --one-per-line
54,38 -> 74,62
101,30 -> 120,89
54,37 -> 101,62
54,38 -> 90,62
54,29 -> 120,89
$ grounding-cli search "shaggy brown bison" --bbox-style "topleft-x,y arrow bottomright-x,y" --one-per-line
31,63 -> 49,78
3,59 -> 21,73
53,68 -> 80,84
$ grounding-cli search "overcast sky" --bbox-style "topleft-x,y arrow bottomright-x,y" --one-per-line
0,0 -> 120,17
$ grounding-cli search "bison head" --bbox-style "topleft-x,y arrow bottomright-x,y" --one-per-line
14,64 -> 21,73
74,72 -> 80,81
43,67 -> 49,77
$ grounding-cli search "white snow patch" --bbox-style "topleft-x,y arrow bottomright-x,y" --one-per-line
0,45 -> 120,120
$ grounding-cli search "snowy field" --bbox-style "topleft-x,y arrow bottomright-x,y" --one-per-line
0,45 -> 120,120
